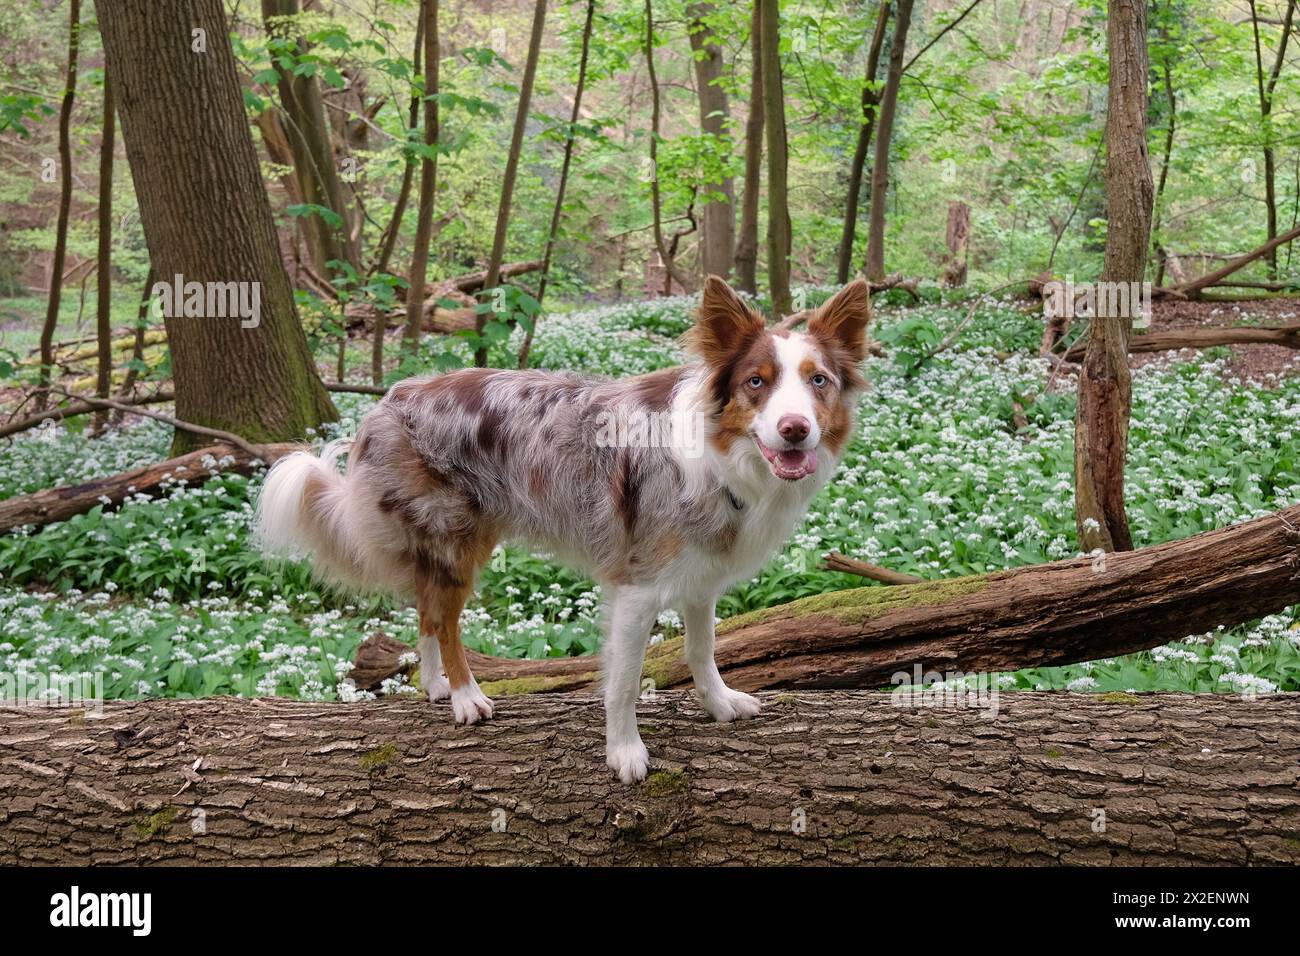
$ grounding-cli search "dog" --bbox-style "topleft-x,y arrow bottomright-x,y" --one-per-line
257,276 -> 870,783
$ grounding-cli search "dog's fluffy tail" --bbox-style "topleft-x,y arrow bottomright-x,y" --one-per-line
256,440 -> 411,597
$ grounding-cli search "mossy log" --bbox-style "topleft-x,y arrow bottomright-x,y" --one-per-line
2,692 -> 1297,865
353,502 -> 1300,695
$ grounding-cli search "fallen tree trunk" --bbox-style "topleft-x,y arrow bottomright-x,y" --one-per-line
0,441 -> 297,533
355,502 -> 1300,694
1156,222 -> 1300,299
2,692 -> 1296,865
1064,323 -> 1300,362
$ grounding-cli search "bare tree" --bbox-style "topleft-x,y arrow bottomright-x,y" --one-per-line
519,0 -> 596,368
1074,0 -> 1154,553
476,0 -> 548,367
372,11 -> 424,383
402,0 -> 440,356
94,68 -> 115,430
645,0 -> 695,296
836,0 -> 891,284
759,0 -> 791,316
36,0 -> 81,411
734,1 -> 763,294
1248,0 -> 1297,279
863,0 -> 913,282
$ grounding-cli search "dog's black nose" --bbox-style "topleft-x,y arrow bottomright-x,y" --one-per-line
778,414 -> 810,443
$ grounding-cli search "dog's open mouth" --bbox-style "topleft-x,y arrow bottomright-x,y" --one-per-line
756,440 -> 818,481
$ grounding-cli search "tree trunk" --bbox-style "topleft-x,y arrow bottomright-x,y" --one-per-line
1073,0 -> 1153,554
3,692 -> 1298,865
114,267 -> 155,410
836,0 -> 891,284
1249,0 -> 1297,280
476,0 -> 548,367
261,0 -> 359,277
687,3 -> 735,281
942,200 -> 970,288
402,0 -> 440,357
1150,13 -> 1176,287
863,0 -> 912,283
36,0 -> 81,412
370,11 -> 424,384
733,0 -> 763,294
759,0 -> 791,316
94,67 -> 115,429
645,0 -> 695,297
354,499 -> 1300,698
519,0 -> 595,369
96,0 -> 337,454
0,442 -> 298,534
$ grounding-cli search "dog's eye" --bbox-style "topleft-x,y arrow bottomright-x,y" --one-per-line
747,375 -> 764,389
811,373 -> 828,388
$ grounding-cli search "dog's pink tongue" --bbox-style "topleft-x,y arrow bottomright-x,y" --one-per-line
777,448 -> 817,478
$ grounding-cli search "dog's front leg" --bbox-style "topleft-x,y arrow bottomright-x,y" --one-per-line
683,598 -> 761,722
603,585 -> 658,784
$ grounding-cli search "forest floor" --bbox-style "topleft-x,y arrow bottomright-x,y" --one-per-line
2,286 -> 1299,705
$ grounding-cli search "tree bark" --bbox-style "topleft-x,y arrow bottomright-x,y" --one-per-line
687,3 -> 735,281
0,442 -> 298,534
942,200 -> 970,288
733,1 -> 763,294
863,0 -> 913,283
3,692 -> 1298,865
353,500 -> 1300,698
36,0 -> 81,412
476,0 -> 548,367
94,67 -> 115,429
519,0 -> 595,369
402,0 -> 440,357
1073,0 -> 1153,554
836,0 -> 891,284
96,0 -> 338,455
759,0 -> 792,316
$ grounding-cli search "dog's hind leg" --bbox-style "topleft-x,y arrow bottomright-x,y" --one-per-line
415,532 -> 496,725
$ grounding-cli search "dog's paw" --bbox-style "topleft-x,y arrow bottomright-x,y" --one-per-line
424,674 -> 451,702
700,687 -> 762,723
606,739 -> 650,785
450,683 -> 494,725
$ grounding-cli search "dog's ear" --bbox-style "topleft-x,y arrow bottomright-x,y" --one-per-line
687,275 -> 764,363
807,278 -> 871,364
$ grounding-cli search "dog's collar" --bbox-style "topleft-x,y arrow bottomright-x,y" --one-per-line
724,486 -> 745,512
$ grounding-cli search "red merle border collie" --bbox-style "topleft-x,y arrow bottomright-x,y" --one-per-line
257,276 -> 870,783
